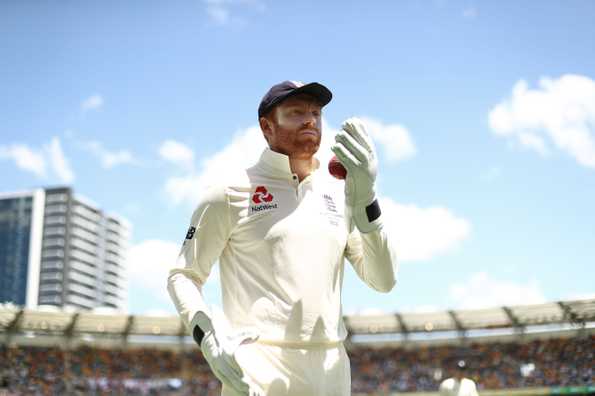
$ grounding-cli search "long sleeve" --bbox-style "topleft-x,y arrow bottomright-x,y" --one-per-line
439,379 -> 452,396
166,185 -> 233,330
344,226 -> 398,293
464,379 -> 479,396
439,381 -> 448,396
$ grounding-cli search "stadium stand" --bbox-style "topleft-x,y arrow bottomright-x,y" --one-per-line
1,299 -> 594,395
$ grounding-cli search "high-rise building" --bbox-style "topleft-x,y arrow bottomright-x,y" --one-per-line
0,187 -> 129,311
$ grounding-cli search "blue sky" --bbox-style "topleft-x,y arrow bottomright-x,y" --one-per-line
1,0 -> 594,315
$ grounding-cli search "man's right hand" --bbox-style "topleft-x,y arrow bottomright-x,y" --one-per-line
192,312 -> 260,395
200,328 -> 259,394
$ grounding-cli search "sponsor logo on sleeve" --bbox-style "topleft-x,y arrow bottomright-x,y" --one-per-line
250,186 -> 278,213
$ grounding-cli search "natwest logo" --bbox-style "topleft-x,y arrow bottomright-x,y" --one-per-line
252,186 -> 274,204
250,186 -> 278,214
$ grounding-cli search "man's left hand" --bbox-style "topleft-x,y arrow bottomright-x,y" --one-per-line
331,117 -> 383,233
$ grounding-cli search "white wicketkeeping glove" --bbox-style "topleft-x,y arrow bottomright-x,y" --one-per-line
191,312 -> 261,395
331,117 -> 383,233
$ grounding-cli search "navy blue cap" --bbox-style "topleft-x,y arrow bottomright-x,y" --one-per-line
258,80 -> 332,118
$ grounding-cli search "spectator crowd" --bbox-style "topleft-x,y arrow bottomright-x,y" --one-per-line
350,335 -> 593,393
0,335 -> 592,395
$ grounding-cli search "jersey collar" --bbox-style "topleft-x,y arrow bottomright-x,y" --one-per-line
258,148 -> 322,180
258,148 -> 294,177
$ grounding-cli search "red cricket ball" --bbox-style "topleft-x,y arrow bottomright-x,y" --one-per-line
328,155 -> 347,180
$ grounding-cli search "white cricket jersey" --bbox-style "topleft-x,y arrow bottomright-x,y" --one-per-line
439,378 -> 479,396
168,148 -> 397,345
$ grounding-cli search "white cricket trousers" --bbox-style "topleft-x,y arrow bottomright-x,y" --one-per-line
222,341 -> 351,396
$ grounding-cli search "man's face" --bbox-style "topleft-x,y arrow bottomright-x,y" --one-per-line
454,369 -> 466,380
260,94 -> 323,158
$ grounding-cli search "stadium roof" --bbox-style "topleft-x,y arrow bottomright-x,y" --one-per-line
344,298 -> 595,335
1,298 -> 594,340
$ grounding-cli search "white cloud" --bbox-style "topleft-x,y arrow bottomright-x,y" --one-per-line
127,240 -> 180,308
381,199 -> 471,262
81,94 -> 104,111
564,292 -> 595,301
518,132 -> 548,155
349,307 -> 388,316
158,140 -> 195,171
406,305 -> 442,313
164,125 -> 266,206
1,138 -> 75,182
202,0 -> 266,26
102,151 -> 135,169
0,144 -> 47,178
449,272 -> 546,309
81,140 -> 137,169
206,3 -> 230,24
45,137 -> 75,183
359,117 -> 417,163
142,309 -> 175,317
489,74 -> 595,168
127,239 -> 222,313
164,175 -> 202,207
462,7 -> 478,19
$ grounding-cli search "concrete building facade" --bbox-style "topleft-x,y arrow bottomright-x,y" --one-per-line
0,187 -> 128,311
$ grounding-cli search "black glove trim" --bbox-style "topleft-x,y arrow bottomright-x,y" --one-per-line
366,199 -> 381,222
193,324 -> 205,345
